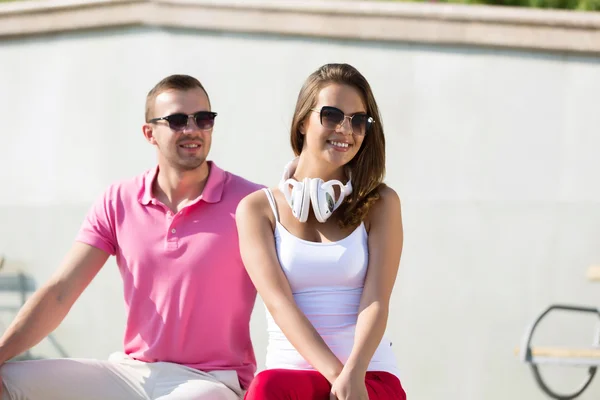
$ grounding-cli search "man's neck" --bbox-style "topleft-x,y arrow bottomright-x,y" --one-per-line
154,161 -> 210,213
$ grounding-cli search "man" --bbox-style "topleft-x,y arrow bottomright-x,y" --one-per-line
0,75 -> 263,399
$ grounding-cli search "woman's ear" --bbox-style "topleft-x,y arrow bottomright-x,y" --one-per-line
299,118 -> 308,135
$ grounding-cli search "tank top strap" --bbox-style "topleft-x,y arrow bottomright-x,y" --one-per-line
262,188 -> 280,223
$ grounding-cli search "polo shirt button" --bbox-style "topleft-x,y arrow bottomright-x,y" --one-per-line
171,228 -> 176,234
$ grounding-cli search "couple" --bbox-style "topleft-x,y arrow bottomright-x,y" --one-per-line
0,63 -> 405,400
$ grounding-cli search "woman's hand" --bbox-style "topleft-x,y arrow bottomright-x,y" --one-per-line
330,369 -> 369,400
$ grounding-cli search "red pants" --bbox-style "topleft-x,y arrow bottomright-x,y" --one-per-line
244,369 -> 406,400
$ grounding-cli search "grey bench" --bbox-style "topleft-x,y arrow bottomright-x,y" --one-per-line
0,255 -> 36,308
0,255 -> 37,359
0,255 -> 69,360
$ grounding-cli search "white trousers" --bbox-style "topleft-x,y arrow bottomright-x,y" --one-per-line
0,352 -> 243,400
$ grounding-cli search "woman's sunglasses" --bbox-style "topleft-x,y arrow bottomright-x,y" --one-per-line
149,111 -> 217,131
311,106 -> 374,136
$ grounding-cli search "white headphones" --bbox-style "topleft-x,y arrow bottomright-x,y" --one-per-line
278,158 -> 353,223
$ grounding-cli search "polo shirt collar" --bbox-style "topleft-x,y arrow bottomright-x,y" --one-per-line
200,161 -> 226,203
138,161 -> 226,205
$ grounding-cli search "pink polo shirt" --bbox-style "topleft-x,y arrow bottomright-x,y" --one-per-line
75,161 -> 263,389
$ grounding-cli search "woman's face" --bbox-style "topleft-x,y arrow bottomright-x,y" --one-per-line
300,83 -> 368,168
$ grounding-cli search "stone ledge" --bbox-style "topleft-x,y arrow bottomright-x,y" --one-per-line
1,0 -> 599,54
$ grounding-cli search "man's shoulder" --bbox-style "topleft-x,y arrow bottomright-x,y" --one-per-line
96,168 -> 153,201
223,170 -> 266,198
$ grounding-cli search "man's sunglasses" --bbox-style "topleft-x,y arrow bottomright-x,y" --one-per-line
149,111 -> 218,131
311,106 -> 374,136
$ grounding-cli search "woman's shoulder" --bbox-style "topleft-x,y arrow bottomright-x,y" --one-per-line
236,187 -> 269,216
366,184 -> 401,223
376,184 -> 400,205
236,186 -> 279,225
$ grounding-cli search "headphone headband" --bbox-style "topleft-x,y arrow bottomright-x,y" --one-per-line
278,158 -> 352,223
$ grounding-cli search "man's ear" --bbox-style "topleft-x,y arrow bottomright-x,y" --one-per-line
142,124 -> 157,145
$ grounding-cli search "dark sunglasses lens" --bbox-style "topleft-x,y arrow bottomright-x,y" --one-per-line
320,107 -> 344,129
351,115 -> 369,135
166,114 -> 189,130
194,112 -> 216,130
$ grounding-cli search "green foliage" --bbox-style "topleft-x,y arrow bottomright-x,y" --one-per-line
389,0 -> 600,10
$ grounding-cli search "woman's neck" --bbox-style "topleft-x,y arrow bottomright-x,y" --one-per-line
292,154 -> 348,182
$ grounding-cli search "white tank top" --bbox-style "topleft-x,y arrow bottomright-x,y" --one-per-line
262,188 -> 400,378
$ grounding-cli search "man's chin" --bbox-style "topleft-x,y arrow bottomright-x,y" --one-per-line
173,158 -> 207,172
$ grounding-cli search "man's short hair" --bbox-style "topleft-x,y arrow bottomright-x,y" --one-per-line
145,74 -> 210,122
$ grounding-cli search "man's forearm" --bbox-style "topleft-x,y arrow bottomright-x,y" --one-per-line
0,283 -> 72,364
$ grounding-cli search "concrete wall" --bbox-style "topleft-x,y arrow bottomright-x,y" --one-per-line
1,1 -> 600,399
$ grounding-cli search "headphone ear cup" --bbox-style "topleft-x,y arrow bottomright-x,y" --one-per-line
289,181 -> 304,221
280,178 -> 300,220
310,179 -> 337,223
298,177 -> 311,223
310,178 -> 325,223
321,185 -> 336,221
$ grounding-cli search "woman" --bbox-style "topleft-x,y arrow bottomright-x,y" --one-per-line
236,63 -> 406,400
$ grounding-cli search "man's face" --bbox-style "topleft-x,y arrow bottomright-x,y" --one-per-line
143,88 -> 213,171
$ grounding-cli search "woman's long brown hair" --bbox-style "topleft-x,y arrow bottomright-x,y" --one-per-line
290,63 -> 386,228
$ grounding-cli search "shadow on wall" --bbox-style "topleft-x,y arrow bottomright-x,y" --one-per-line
0,254 -> 69,361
